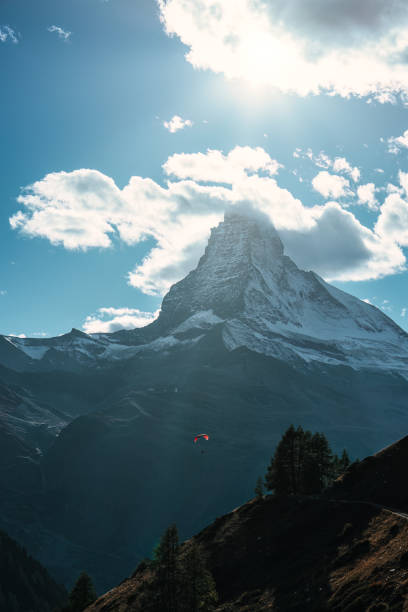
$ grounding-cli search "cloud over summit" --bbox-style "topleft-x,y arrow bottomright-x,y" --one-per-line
10,146 -> 407,295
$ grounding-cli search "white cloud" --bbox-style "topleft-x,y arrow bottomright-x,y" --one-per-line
163,115 -> 193,133
47,25 -> 71,41
83,307 -> 159,333
10,146 -> 407,295
8,333 -> 26,338
295,149 -> 359,181
375,168 -> 385,173
375,195 -> 408,247
388,128 -> 408,153
374,171 -> 408,248
379,299 -> 392,313
158,0 -> 408,100
357,183 -> 378,209
279,202 -> 404,282
312,171 -> 352,199
10,169 -> 125,249
163,146 -> 282,183
0,25 -> 18,43
332,157 -> 360,182
386,182 -> 402,195
363,298 -> 373,304
402,307 -> 407,317
295,149 -> 332,168
314,152 -> 332,169
0,290 -> 7,296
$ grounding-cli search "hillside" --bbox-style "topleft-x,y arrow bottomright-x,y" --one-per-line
329,434 -> 408,512
85,434 -> 408,610
85,495 -> 408,611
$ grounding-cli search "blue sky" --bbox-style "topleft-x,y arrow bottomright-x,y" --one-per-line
1,0 -> 408,336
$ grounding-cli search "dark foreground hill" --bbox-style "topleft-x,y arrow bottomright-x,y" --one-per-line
0,528 -> 67,611
329,434 -> 408,512
85,495 -> 408,611
85,435 -> 408,611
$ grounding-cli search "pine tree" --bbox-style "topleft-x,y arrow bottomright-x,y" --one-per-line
265,425 -> 294,494
305,432 -> 334,493
178,541 -> 218,611
153,524 -> 180,612
339,449 -> 351,473
332,449 -> 351,480
265,426 -> 348,496
265,425 -> 307,495
254,476 -> 265,500
66,572 -> 96,612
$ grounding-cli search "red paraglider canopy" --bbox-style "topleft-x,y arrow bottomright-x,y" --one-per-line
194,434 -> 209,443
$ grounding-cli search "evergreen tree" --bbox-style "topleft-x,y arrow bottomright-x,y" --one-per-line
265,426 -> 349,496
64,572 -> 96,612
153,524 -> 180,612
254,476 -> 265,500
142,526 -> 218,612
339,449 -> 351,473
178,541 -> 218,611
265,425 -> 307,495
305,432 -> 334,493
332,449 -> 351,479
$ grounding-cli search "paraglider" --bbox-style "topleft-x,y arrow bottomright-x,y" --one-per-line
194,434 -> 209,453
194,434 -> 209,443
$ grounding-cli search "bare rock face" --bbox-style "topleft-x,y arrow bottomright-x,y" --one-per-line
158,210 -> 284,326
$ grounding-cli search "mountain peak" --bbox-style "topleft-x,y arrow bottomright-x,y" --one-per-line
205,209 -> 284,263
157,211 -> 285,329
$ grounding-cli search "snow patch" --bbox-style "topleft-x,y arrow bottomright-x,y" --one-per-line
174,310 -> 224,333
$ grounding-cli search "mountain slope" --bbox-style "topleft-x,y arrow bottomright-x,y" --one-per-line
329,434 -> 408,512
86,437 -> 408,611
85,495 -> 408,611
0,527 -> 67,611
37,336 -> 408,591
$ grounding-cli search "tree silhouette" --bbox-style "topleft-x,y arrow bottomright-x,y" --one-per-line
265,425 -> 347,495
60,572 -> 96,612
153,524 -> 180,612
178,541 -> 218,611
143,525 -> 218,612
255,476 -> 265,500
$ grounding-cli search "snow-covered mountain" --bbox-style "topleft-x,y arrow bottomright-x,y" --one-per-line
3,211 -> 407,374
156,210 -> 408,372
